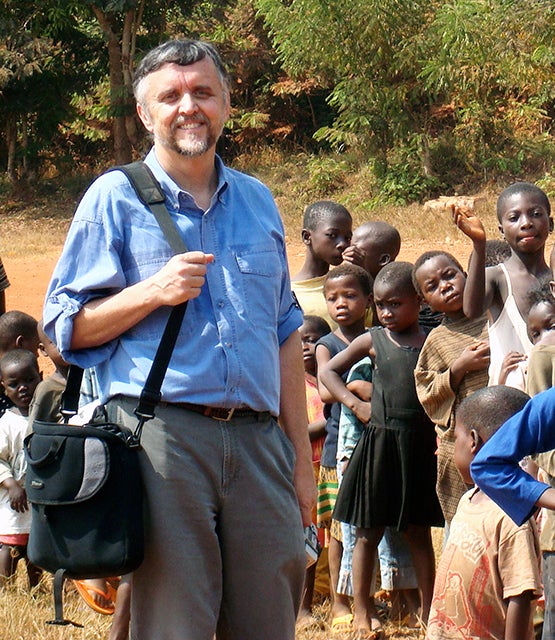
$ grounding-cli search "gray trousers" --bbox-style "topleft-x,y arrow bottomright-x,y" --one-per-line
107,397 -> 305,640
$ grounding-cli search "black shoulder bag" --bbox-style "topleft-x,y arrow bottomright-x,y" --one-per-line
24,161 -> 187,625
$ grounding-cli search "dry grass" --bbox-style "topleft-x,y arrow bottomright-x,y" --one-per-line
1,568 -> 112,639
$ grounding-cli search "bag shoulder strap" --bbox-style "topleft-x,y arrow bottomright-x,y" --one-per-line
113,161 -> 189,432
115,161 -> 187,256
60,162 -> 189,433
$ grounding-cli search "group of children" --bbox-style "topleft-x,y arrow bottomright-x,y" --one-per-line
2,181 -> 555,639
294,183 -> 555,640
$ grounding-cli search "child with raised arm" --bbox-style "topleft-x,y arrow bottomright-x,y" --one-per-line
413,251 -> 490,527
321,262 -> 443,637
453,181 -> 553,386
314,263 -> 372,631
427,385 -> 541,640
292,201 -> 359,328
0,349 -> 42,589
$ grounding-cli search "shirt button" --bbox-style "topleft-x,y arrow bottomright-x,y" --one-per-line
225,342 -> 232,348
218,301 -> 225,308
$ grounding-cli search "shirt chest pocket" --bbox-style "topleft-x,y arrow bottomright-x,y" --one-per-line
234,249 -> 282,321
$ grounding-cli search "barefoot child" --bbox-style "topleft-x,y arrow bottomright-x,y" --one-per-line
413,251 -> 490,528
453,181 -> 553,386
292,201 -> 357,328
427,385 -> 541,640
315,263 -> 372,631
322,262 -> 443,637
0,349 -> 42,588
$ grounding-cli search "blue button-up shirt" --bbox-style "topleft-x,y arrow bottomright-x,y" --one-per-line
43,150 -> 302,415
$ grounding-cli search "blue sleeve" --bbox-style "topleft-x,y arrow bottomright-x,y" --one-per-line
471,386 -> 555,525
43,172 -> 136,368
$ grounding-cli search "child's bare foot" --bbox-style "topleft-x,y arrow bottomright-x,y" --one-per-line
353,607 -> 383,639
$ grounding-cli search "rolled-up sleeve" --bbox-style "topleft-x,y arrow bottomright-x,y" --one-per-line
43,173 -> 131,368
471,386 -> 555,525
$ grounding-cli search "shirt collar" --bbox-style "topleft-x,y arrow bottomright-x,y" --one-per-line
144,148 -> 229,211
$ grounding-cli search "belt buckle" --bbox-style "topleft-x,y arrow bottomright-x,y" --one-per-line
213,407 -> 235,421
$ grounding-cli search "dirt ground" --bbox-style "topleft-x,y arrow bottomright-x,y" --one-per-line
3,240 -> 473,321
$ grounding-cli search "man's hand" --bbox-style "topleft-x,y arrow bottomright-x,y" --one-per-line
149,251 -> 215,306
294,457 -> 317,527
72,251 -> 214,349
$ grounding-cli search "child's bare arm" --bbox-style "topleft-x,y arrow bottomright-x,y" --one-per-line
537,487 -> 555,510
319,333 -> 373,423
308,418 -> 326,442
452,205 -> 494,318
346,379 -> 372,402
505,591 -> 535,640
315,343 -> 336,403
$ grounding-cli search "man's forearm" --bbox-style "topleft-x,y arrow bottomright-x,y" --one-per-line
279,331 -> 317,526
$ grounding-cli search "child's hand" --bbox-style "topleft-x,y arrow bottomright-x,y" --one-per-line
7,484 -> 28,513
353,400 -> 371,425
452,204 -> 486,244
456,340 -> 490,372
342,244 -> 366,267
498,351 -> 527,385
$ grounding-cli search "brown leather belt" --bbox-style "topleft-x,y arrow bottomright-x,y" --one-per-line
172,402 -> 271,422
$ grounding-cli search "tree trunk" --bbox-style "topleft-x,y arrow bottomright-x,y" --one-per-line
92,5 -> 134,164
6,115 -> 17,183
122,5 -> 142,148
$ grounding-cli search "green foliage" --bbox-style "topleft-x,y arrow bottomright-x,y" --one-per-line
306,156 -> 349,195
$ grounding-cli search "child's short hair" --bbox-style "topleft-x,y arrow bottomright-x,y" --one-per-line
496,182 -> 551,221
528,280 -> 555,309
374,261 -> 416,296
457,385 -> 530,441
302,314 -> 332,338
303,201 -> 351,231
323,263 -> 372,296
353,221 -> 401,258
0,310 -> 38,354
412,250 -> 464,294
0,348 -> 39,377
484,239 -> 511,267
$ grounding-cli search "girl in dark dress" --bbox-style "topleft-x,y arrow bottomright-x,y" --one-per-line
320,262 -> 443,638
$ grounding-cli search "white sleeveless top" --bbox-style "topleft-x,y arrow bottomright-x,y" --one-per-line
487,263 -> 532,388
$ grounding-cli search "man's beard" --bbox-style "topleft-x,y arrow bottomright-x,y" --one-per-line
164,115 -> 218,157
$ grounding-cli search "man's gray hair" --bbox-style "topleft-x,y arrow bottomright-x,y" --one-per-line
133,39 -> 230,103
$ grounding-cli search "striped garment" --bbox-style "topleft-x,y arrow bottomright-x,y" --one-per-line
415,314 -> 489,522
